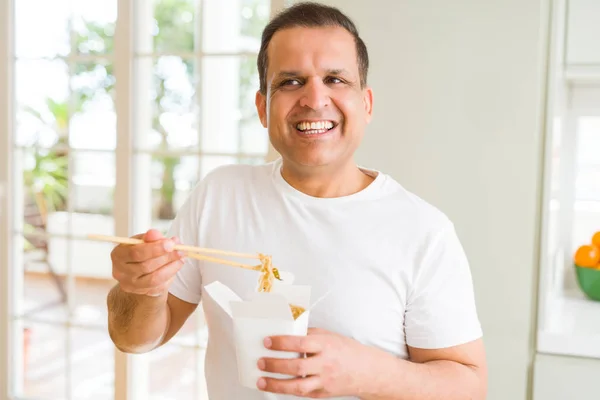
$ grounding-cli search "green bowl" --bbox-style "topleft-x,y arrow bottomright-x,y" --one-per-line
575,265 -> 600,301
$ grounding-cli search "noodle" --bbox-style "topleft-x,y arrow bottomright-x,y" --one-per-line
289,304 -> 305,320
256,253 -> 275,293
256,253 -> 305,320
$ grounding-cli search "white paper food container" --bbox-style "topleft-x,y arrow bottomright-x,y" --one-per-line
203,279 -> 312,390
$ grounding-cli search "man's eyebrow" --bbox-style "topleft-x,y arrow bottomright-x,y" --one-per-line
273,69 -> 351,80
326,69 -> 350,76
273,71 -> 301,80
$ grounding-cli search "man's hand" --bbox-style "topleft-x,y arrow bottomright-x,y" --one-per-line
110,229 -> 185,297
256,327 -> 375,398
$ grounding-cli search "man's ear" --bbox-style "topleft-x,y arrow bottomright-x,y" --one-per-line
363,86 -> 374,123
255,90 -> 267,127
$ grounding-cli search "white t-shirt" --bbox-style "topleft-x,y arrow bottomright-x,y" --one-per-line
168,158 -> 482,400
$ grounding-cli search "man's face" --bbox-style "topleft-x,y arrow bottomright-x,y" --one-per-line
256,26 -> 373,171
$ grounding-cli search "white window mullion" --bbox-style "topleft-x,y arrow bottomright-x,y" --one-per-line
194,1 -> 207,396
195,0 -> 204,182
0,0 -> 15,398
65,5 -> 77,398
132,0 -> 153,232
114,1 -> 150,400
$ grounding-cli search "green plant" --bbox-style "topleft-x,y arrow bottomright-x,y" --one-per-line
23,149 -> 68,212
22,147 -> 68,249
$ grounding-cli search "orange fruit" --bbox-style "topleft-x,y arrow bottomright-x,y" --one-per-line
592,231 -> 600,248
574,244 -> 600,268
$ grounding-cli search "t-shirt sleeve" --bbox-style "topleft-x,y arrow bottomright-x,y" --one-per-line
166,184 -> 204,305
404,222 -> 482,349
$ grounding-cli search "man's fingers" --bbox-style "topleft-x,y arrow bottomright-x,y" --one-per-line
128,250 -> 183,275
135,258 -> 184,289
258,355 -> 321,377
265,335 -> 323,354
112,250 -> 181,284
257,375 -> 323,397
131,238 -> 177,263
110,237 -> 176,264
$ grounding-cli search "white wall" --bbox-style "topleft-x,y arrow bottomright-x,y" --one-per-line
304,1 -> 549,399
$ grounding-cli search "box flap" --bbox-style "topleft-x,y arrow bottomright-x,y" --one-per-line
204,280 -> 312,322
203,281 -> 242,318
231,293 -> 293,320
271,284 -> 311,309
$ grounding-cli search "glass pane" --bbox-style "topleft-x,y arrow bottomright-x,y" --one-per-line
22,233 -> 69,323
200,56 -> 249,154
135,56 -> 199,151
202,0 -> 270,53
200,155 -> 237,180
72,276 -> 114,328
153,0 -> 196,53
46,233 -> 115,282
21,146 -> 69,237
72,151 -> 115,217
69,328 -> 115,399
149,344 -> 198,399
70,62 -> 116,150
73,0 -> 117,55
20,322 -> 67,399
16,60 -> 70,148
15,0 -> 70,58
152,156 -> 199,223
576,117 -> 600,201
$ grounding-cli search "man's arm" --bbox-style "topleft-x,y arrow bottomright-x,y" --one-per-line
107,287 -> 197,353
359,339 -> 487,400
258,330 -> 486,399
106,229 -> 198,353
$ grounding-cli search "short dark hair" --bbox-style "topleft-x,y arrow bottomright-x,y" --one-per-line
257,1 -> 369,94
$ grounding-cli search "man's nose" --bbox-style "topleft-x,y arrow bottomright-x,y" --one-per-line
299,79 -> 330,110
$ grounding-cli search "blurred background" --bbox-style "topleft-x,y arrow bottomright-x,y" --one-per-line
0,0 -> 599,399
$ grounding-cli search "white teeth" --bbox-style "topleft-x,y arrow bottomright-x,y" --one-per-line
296,121 -> 334,131
301,129 -> 328,135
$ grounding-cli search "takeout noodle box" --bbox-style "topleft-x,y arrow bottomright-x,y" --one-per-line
203,280 -> 312,390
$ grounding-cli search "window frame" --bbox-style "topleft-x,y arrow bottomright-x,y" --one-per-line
0,0 -> 15,396
0,0 -> 285,399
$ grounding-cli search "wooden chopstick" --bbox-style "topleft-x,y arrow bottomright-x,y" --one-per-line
185,252 -> 260,271
86,234 -> 261,260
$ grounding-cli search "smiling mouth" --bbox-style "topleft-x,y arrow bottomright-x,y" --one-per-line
295,120 -> 337,135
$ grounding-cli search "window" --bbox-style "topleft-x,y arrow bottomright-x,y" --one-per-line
0,0 -> 280,399
547,86 -> 600,281
536,0 -> 600,361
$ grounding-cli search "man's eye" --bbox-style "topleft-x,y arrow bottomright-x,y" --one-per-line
326,77 -> 343,84
281,79 -> 301,86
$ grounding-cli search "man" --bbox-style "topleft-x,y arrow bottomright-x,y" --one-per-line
107,2 -> 487,399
